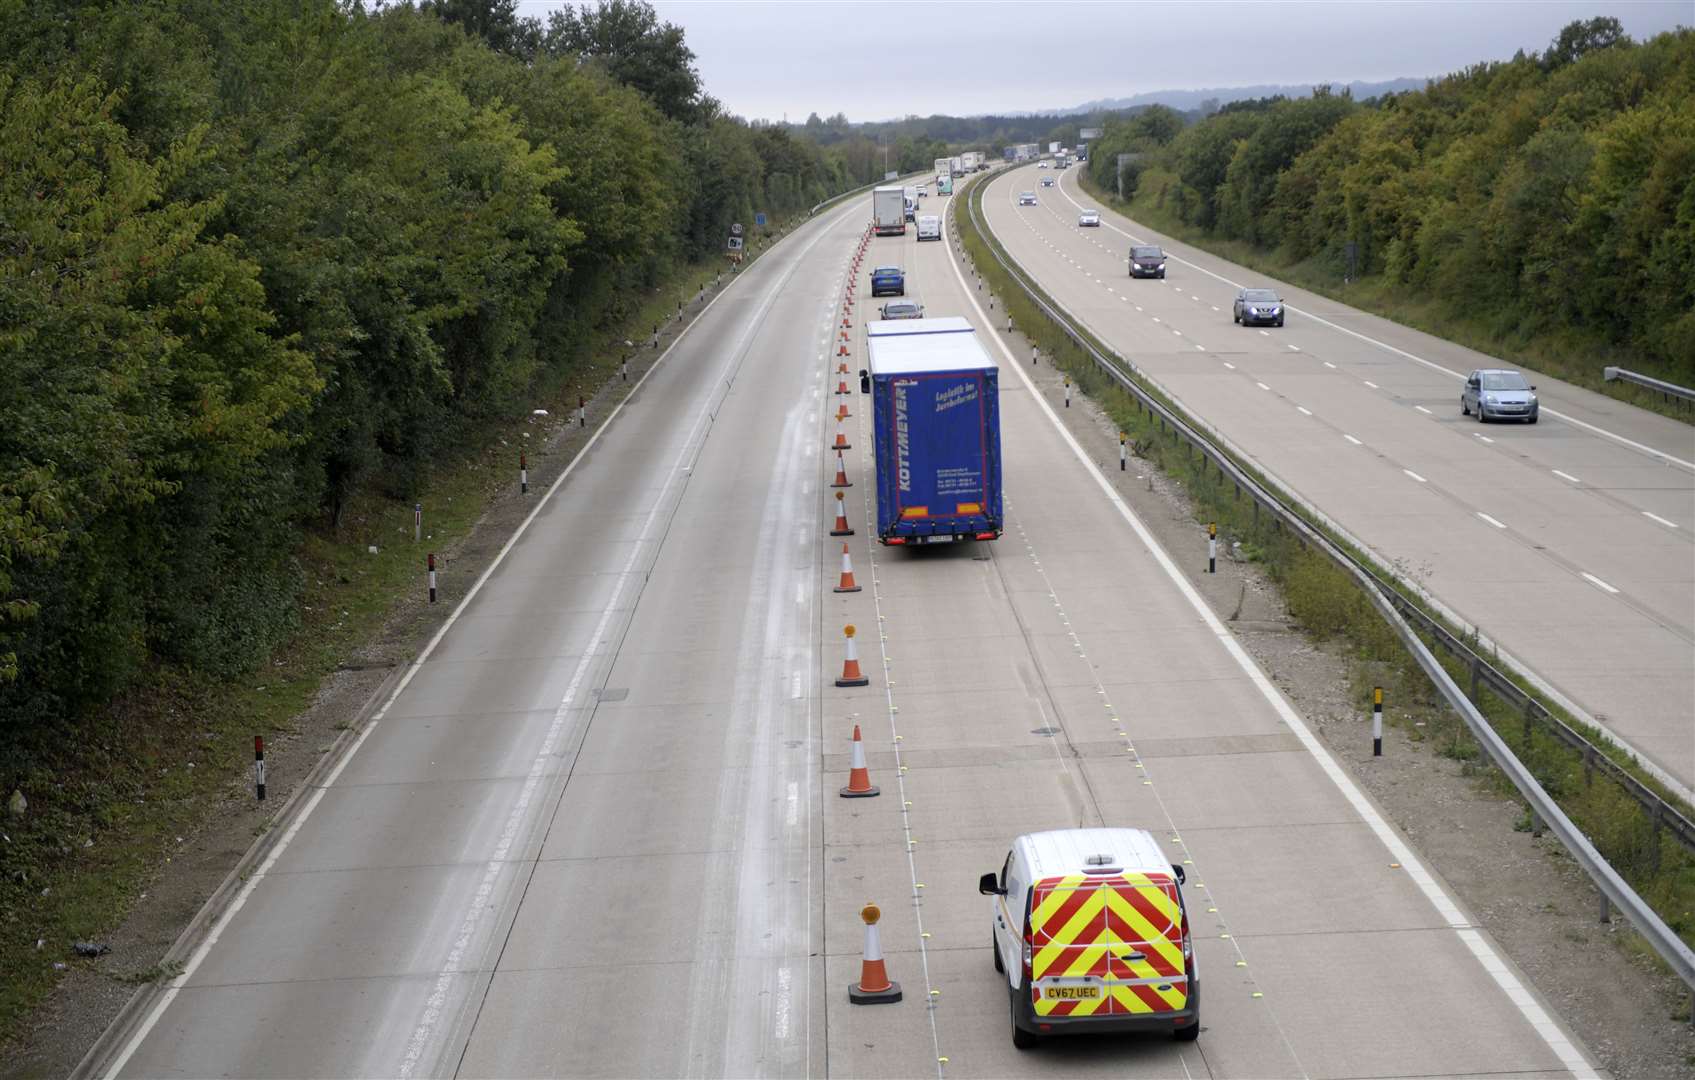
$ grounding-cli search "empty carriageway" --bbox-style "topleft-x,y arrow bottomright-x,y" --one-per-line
981,162 -> 1695,797
809,182 -> 1597,1078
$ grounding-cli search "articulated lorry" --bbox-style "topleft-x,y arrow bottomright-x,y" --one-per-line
872,185 -> 906,235
862,317 -> 1002,544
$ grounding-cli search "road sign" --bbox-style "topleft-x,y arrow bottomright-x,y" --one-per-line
730,222 -> 743,236
727,236 -> 744,252
754,213 -> 767,227
884,170 -> 898,181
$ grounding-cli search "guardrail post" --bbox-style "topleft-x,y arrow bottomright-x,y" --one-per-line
1469,656 -> 1480,702
1521,698 -> 1534,751
1529,804 -> 1544,837
1598,890 -> 1610,924
1582,745 -> 1595,788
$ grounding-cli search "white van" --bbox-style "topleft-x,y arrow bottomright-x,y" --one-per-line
980,828 -> 1198,1047
916,214 -> 941,242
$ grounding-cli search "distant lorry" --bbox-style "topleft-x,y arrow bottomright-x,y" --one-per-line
937,174 -> 953,196
949,155 -> 963,176
873,185 -> 906,236
960,151 -> 981,173
861,317 -> 1002,544
934,157 -> 953,180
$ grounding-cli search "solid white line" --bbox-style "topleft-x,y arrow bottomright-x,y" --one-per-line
955,175 -> 1595,1079
1415,405 -> 1433,415
1642,511 -> 1679,529
1477,513 -> 1507,529
1297,406 -> 1313,416
1044,174 -> 1691,471
1582,572 -> 1620,595
101,202 -> 860,1080
1404,469 -> 1428,483
1344,435 -> 1363,445
1553,470 -> 1581,484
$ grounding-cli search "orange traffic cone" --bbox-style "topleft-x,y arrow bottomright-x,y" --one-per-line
836,374 -> 850,396
841,316 -> 851,329
848,903 -> 901,1003
832,417 -> 851,449
834,543 -> 862,592
836,628 -> 870,690
838,342 -> 850,357
831,450 -> 852,488
830,490 -> 854,536
836,401 -> 851,422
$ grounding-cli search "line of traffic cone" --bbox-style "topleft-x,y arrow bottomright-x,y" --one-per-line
848,902 -> 900,1002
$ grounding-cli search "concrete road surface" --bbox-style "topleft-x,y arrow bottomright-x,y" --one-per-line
981,164 -> 1695,796
89,182 -> 1597,1079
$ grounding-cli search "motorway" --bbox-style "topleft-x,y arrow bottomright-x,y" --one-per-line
980,163 -> 1695,796
91,180 -> 1596,1078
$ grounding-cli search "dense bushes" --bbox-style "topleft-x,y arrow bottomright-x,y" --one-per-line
0,0 -> 886,757
1087,22 -> 1695,383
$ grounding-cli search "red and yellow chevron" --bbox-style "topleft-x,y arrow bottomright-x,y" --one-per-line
1029,873 -> 1188,1017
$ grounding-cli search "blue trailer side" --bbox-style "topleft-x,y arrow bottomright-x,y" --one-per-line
864,318 -> 1002,545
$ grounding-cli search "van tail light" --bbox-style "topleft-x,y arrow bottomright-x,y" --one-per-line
1022,923 -> 1034,979
1179,906 -> 1192,962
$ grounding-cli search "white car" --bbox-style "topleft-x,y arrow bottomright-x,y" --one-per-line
1038,161 -> 1050,168
1078,210 -> 1100,227
916,214 -> 942,241
1018,191 -> 1037,206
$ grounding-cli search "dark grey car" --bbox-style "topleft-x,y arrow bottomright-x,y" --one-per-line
1462,369 -> 1539,423
1233,289 -> 1284,327
1129,245 -> 1166,279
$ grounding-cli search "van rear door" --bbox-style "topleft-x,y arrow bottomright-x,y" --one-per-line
1029,873 -> 1189,1019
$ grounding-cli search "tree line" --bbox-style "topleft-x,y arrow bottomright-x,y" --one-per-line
0,0 -> 896,752
1086,19 -> 1695,382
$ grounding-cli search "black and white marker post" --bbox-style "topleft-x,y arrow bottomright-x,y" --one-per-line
1372,686 -> 1384,756
254,735 -> 266,801
427,553 -> 438,604
413,503 -> 422,544
1207,522 -> 1217,574
1119,431 -> 1127,471
520,452 -> 528,494
1063,377 -> 1071,408
578,396 -> 586,428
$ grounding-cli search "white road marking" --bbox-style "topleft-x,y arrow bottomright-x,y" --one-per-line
1256,382 -> 1271,391
1195,344 -> 1207,351
1297,406 -> 1312,416
1582,572 -> 1620,594
1286,343 -> 1299,351
1415,405 -> 1433,415
1643,511 -> 1679,529
1222,361 -> 1235,369
1404,469 -> 1428,483
1323,361 -> 1337,369
1344,434 -> 1363,445
1474,433 -> 1494,444
1364,380 -> 1380,389
1153,316 -> 1162,323
1210,305 -> 1220,311
1553,469 -> 1581,484
1477,513 -> 1507,529
1258,330 -> 1270,337
950,179 -> 1596,1080
1173,329 -> 1183,337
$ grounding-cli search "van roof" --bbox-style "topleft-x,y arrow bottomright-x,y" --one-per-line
866,317 -> 996,376
1015,828 -> 1169,879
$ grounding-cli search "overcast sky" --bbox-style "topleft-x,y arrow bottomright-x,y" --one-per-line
517,1 -> 1692,121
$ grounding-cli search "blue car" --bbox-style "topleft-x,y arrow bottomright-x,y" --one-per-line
870,265 -> 905,297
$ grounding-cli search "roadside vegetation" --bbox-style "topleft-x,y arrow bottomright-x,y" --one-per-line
953,172 -> 1695,967
0,0 -> 888,1044
1080,19 -> 1695,414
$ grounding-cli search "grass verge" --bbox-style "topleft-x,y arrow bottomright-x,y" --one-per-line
1078,167 -> 1693,425
953,171 -> 1695,963
0,199 -> 831,1050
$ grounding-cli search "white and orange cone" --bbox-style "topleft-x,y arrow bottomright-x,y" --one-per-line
831,449 -> 852,488
836,627 -> 870,689
834,543 -> 861,593
835,374 -> 851,396
832,417 -> 851,450
829,490 -> 854,536
839,723 -> 877,793
836,401 -> 851,422
847,902 -> 901,1002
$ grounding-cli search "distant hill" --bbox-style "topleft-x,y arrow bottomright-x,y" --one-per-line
1062,78 -> 1431,114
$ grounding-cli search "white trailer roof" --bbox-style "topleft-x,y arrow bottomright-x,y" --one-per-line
866,317 -> 997,376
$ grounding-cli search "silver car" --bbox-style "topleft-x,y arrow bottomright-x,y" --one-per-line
1078,210 -> 1100,227
1018,191 -> 1037,206
1462,369 -> 1539,423
1233,288 -> 1283,326
880,301 -> 924,320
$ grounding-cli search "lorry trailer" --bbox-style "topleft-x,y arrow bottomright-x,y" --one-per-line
862,317 -> 1002,544
872,185 -> 906,236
